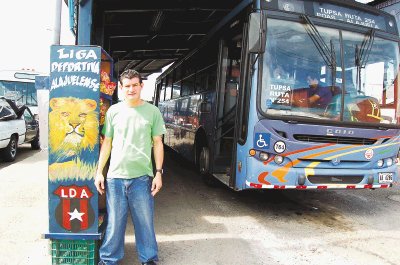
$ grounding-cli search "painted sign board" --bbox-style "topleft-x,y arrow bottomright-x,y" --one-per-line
46,45 -> 112,238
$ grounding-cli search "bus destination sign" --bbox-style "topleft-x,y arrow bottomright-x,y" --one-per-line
313,3 -> 387,30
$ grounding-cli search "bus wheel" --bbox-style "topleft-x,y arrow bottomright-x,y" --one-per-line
199,147 -> 218,187
1,135 -> 18,162
199,147 -> 209,174
194,131 -> 206,170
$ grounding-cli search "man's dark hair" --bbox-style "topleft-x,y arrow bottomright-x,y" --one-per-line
119,69 -> 143,84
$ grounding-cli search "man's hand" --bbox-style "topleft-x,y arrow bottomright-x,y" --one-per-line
95,173 -> 105,195
151,172 -> 162,196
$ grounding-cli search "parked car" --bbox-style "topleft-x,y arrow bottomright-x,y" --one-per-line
0,97 -> 40,162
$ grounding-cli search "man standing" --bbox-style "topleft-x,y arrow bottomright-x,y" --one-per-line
95,69 -> 166,265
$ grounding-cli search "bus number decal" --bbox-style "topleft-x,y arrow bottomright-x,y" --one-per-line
274,141 -> 286,154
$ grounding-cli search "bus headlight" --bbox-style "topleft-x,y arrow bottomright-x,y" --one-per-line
386,158 -> 393,167
274,155 -> 284,165
259,152 -> 269,161
377,159 -> 384,167
397,150 -> 400,164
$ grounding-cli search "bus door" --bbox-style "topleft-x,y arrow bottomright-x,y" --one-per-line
213,32 -> 243,177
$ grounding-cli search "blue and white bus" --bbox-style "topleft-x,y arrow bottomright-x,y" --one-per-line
154,0 -> 400,190
0,69 -> 43,115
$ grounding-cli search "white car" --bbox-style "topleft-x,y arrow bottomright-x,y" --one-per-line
0,97 -> 40,162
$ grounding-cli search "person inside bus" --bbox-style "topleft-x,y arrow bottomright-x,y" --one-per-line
305,74 -> 333,109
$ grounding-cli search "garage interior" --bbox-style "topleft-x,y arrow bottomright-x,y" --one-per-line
89,0 -> 245,78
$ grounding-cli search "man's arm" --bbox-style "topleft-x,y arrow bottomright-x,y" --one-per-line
95,136 -> 112,195
308,94 -> 321,104
151,135 -> 164,196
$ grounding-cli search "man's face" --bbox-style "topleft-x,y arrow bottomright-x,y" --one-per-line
307,76 -> 319,88
121,77 -> 143,101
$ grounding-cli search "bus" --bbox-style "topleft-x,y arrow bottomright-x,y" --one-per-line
0,69 -> 43,115
154,0 -> 400,190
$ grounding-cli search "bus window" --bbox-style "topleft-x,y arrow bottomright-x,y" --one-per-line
156,81 -> 164,103
159,85 -> 165,102
26,83 -> 37,105
175,66 -> 182,84
207,64 -> 218,93
0,70 -> 41,114
194,42 -> 219,93
222,57 -> 240,115
261,18 -> 341,119
0,81 -> 32,105
172,81 -> 181,99
165,75 -> 172,101
341,31 -> 399,124
181,74 -> 195,96
157,77 -> 166,102
195,68 -> 208,93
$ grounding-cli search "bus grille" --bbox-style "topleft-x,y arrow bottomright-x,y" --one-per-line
308,175 -> 364,184
293,134 -> 376,145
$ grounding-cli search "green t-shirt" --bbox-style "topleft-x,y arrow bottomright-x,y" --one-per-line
102,101 -> 166,179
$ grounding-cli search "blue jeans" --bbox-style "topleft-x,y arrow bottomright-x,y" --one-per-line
99,176 -> 158,265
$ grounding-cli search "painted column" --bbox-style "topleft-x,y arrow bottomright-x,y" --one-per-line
46,45 -> 114,239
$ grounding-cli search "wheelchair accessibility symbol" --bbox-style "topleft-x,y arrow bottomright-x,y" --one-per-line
254,133 -> 270,150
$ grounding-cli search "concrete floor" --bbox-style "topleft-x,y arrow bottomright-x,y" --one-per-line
1,145 -> 400,265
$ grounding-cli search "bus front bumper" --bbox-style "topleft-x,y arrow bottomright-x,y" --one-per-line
244,156 -> 398,190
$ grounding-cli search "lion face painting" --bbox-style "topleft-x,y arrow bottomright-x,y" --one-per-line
49,97 -> 99,181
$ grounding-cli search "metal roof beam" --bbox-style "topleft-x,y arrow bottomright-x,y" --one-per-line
109,33 -> 206,39
104,8 -> 230,13
104,26 -> 211,36
120,48 -> 188,61
117,48 -> 190,53
134,59 -> 155,70
115,54 -> 181,60
137,69 -> 163,74
151,11 -> 165,32
100,0 -> 240,12
110,40 -> 194,51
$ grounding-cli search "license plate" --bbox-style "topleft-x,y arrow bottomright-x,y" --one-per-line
378,173 -> 393,183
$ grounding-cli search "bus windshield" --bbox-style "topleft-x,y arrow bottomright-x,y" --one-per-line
260,18 -> 399,126
0,80 -> 37,106
0,70 -> 39,109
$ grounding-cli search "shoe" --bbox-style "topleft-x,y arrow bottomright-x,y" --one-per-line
142,261 -> 157,265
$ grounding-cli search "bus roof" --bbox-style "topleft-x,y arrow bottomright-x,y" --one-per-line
0,69 -> 46,83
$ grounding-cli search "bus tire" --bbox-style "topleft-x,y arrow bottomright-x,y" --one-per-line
199,147 -> 209,174
1,135 -> 18,162
199,147 -> 218,187
194,132 -> 206,170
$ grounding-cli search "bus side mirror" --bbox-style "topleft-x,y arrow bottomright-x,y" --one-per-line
248,12 -> 266,54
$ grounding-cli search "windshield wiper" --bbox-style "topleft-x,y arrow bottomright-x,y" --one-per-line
330,39 -> 336,86
355,29 -> 376,93
301,15 -> 336,72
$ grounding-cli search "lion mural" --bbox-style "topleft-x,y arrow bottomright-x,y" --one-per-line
49,97 -> 99,181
